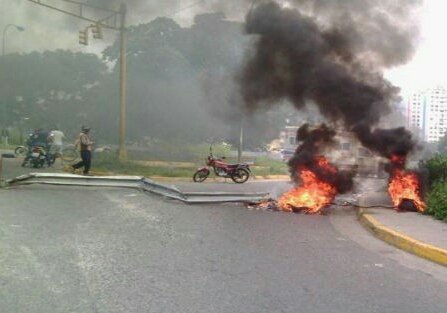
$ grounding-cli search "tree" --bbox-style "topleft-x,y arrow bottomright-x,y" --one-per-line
0,50 -> 106,137
99,13 -> 290,148
438,132 -> 447,154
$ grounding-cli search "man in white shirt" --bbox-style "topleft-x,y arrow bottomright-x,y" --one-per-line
49,128 -> 65,155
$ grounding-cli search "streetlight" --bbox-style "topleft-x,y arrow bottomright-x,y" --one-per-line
2,24 -> 25,56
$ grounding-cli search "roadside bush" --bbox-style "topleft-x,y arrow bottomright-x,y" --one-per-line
425,181 -> 447,221
423,154 -> 447,186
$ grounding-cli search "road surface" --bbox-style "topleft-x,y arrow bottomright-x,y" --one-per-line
1,179 -> 447,313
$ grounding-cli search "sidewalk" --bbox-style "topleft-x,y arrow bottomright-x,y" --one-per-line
359,191 -> 447,266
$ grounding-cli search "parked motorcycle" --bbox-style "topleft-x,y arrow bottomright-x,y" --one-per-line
26,146 -> 48,168
193,145 -> 251,183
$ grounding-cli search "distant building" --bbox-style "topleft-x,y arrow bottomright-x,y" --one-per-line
275,125 -> 386,176
407,86 -> 447,142
279,126 -> 300,150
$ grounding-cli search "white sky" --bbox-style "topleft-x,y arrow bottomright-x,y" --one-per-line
1,0 -> 446,94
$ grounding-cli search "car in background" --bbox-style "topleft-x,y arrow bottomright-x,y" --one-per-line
94,145 -> 112,153
280,149 -> 295,162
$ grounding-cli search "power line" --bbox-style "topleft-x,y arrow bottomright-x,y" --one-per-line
168,0 -> 206,17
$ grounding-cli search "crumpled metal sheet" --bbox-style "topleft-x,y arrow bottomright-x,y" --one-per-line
7,173 -> 270,204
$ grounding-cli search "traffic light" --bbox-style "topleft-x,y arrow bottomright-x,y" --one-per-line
79,30 -> 88,45
91,23 -> 103,39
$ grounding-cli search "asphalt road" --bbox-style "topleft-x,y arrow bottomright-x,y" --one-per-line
1,179 -> 447,313
1,155 -> 64,180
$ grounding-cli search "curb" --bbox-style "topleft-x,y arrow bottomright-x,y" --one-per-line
357,207 -> 447,267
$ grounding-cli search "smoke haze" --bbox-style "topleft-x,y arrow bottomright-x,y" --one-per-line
288,124 -> 355,193
239,0 -> 422,159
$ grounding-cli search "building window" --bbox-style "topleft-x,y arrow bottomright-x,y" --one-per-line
358,147 -> 372,157
341,142 -> 351,151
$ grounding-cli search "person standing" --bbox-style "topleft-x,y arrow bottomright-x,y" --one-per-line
1,128 -> 9,145
49,127 -> 65,156
21,129 -> 38,167
47,127 -> 66,166
72,126 -> 94,175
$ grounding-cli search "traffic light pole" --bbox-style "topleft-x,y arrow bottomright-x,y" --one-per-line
118,3 -> 128,161
27,0 -> 128,161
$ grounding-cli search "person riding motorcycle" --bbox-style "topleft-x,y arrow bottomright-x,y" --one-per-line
21,130 -> 39,167
21,129 -> 52,167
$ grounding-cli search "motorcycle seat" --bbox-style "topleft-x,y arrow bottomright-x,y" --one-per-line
228,163 -> 248,168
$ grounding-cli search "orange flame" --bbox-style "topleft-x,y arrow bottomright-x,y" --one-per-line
277,156 -> 337,214
388,169 -> 426,212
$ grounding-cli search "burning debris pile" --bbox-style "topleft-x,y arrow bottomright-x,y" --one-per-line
277,124 -> 355,214
239,1 -> 425,214
276,155 -> 338,214
387,155 -> 426,213
247,124 -> 356,214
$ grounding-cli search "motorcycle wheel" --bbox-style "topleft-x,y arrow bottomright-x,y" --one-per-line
31,159 -> 39,168
193,170 -> 209,183
47,155 -> 55,167
231,168 -> 250,184
15,146 -> 27,157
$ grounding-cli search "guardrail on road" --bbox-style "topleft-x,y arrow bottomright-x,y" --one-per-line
6,173 -> 270,204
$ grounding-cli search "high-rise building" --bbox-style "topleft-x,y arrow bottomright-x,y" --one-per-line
407,86 -> 447,142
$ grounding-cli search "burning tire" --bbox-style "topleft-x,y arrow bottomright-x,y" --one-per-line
231,168 -> 250,184
193,169 -> 209,183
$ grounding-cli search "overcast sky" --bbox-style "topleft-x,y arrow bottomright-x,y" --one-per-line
1,0 -> 446,93
385,0 -> 447,93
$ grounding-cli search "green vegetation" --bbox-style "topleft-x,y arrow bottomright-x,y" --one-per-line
422,154 -> 447,221
252,156 -> 288,176
91,153 -> 288,178
422,154 -> 447,186
426,182 -> 447,221
0,14 -> 295,149
0,143 -> 15,150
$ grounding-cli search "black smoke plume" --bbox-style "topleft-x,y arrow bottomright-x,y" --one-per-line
289,124 -> 355,194
239,1 -> 420,160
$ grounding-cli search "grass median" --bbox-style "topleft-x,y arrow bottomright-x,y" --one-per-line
86,154 -> 289,178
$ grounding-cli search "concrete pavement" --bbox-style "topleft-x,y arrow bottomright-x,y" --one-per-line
0,154 -> 64,180
359,191 -> 447,266
3,154 -> 447,268
1,184 -> 447,313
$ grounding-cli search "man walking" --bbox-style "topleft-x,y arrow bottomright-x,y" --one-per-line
72,126 -> 93,175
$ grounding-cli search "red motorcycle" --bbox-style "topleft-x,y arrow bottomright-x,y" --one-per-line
193,145 -> 251,183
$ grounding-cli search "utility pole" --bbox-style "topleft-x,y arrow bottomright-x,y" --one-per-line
27,0 -> 129,161
238,119 -> 244,163
118,3 -> 127,160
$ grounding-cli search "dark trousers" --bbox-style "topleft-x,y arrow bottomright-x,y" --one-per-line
73,150 -> 92,174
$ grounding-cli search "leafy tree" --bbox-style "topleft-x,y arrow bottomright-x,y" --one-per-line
99,13 -> 293,148
0,50 -> 106,138
1,14 -> 294,149
438,131 -> 447,153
